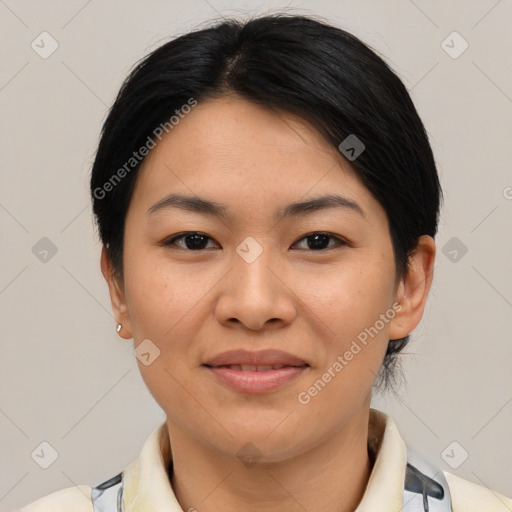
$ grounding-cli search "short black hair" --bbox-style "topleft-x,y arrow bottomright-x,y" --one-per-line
90,13 -> 443,391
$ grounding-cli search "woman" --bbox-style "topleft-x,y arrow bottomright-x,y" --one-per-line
19,13 -> 511,512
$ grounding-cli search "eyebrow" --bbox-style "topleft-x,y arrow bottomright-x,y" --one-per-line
146,193 -> 365,220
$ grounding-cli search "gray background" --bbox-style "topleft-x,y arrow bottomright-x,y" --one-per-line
1,0 -> 511,510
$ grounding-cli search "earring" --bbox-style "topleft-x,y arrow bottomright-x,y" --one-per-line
116,323 -> 122,333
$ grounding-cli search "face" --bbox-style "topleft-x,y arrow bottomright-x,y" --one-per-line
103,95 -> 435,462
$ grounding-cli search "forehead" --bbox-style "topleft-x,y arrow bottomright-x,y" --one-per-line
129,96 -> 386,226
140,95 -> 349,177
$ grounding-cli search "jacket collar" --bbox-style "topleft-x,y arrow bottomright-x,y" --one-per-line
121,408 -> 407,512
356,408 -> 407,511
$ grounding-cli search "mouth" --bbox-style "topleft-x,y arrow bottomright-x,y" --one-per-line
202,349 -> 310,394
203,363 -> 310,395
203,348 -> 310,368
204,363 -> 308,372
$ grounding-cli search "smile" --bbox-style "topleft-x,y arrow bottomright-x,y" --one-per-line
204,364 -> 309,394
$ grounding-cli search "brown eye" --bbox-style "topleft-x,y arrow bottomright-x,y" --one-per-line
162,232 -> 219,250
292,232 -> 347,251
161,231 -> 347,252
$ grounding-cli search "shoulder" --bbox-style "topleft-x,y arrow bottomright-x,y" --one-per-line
445,471 -> 512,511
17,485 -> 93,512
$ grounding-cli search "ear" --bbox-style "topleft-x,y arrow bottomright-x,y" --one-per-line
388,235 -> 436,341
100,245 -> 132,339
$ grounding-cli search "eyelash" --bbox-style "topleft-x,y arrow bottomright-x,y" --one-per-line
160,231 -> 348,252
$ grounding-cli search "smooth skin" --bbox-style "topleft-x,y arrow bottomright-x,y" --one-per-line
101,95 -> 436,512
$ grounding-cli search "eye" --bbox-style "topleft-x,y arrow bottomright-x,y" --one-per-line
161,232 -> 219,251
291,232 -> 348,251
160,231 -> 348,252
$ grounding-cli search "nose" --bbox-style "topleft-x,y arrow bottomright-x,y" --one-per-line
214,240 -> 297,331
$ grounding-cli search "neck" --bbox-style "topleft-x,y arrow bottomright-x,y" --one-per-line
167,408 -> 373,512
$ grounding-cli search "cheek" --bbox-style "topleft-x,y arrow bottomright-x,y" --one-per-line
294,254 -> 396,347
123,246 -> 200,340
291,265 -> 394,418
122,252 -> 205,420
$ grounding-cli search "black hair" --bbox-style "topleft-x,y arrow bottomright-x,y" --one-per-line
90,13 -> 443,391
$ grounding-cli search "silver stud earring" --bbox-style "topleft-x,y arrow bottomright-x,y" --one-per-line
116,323 -> 122,333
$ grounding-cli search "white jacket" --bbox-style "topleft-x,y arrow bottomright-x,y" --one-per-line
17,409 -> 512,511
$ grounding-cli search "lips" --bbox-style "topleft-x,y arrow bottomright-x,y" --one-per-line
203,349 -> 310,394
214,364 -> 295,372
203,349 -> 309,368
